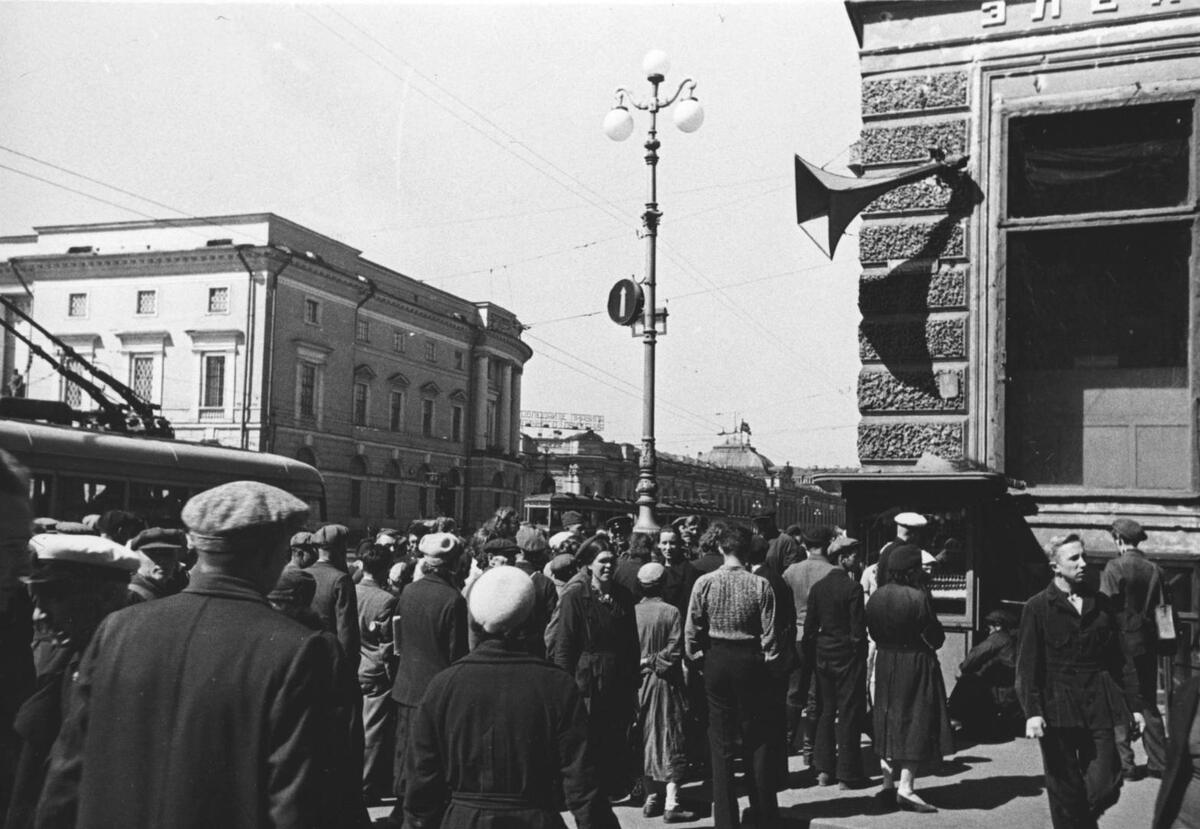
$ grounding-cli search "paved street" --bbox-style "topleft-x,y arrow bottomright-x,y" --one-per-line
370,733 -> 1160,828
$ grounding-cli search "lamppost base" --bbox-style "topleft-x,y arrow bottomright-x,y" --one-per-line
632,504 -> 660,536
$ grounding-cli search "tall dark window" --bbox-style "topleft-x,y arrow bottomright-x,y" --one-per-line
353,382 -> 369,427
202,354 -> 225,408
422,399 -> 434,437
299,363 -> 317,417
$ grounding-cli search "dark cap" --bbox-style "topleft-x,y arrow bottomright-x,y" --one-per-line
290,531 -> 315,549
751,510 -> 776,523
549,553 -> 577,580
182,481 -> 309,554
887,543 -> 923,574
984,608 -> 1018,629
784,524 -> 804,537
129,527 -> 188,555
95,510 -> 147,544
482,538 -> 520,561
801,526 -> 835,547
828,535 -> 860,557
268,565 -> 317,606
1111,518 -> 1147,544
23,533 -> 140,584
561,511 -> 583,527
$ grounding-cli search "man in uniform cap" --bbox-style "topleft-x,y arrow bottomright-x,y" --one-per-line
126,527 -> 189,603
405,566 -> 617,829
36,481 -> 340,829
307,524 -> 361,675
1100,517 -> 1167,780
382,532 -> 469,827
7,535 -> 137,829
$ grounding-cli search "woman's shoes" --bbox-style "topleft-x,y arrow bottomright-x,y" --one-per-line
896,793 -> 938,813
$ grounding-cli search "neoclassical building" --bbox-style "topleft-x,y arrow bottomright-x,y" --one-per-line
0,214 -> 531,530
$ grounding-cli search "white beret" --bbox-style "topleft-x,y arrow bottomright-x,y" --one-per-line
418,532 -> 461,562
25,533 -> 140,580
182,481 -> 309,553
548,531 -> 575,550
637,562 -> 666,584
894,512 -> 928,528
468,565 -> 534,634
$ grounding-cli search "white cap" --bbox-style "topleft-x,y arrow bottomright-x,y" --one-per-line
468,565 -> 535,634
548,531 -> 575,550
894,512 -> 928,528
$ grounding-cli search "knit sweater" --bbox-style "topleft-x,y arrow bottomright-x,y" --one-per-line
685,563 -> 779,664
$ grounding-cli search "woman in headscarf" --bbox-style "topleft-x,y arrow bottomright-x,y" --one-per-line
547,534 -> 641,799
865,543 -> 954,813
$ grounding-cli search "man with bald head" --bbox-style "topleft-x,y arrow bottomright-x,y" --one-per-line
36,482 -> 339,829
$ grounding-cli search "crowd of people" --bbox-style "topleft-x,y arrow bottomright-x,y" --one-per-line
0,442 -> 1196,828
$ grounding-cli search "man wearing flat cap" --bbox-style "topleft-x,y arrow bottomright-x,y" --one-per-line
36,481 -> 340,829
383,532 -> 469,828
7,535 -> 137,829
126,527 -> 189,603
561,510 -> 586,540
781,526 -> 837,761
308,523 -> 362,675
405,566 -> 618,829
1100,517 -> 1167,780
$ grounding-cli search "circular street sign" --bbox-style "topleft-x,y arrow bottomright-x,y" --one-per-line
607,279 -> 644,326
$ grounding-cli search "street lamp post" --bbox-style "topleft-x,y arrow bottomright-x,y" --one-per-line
604,50 -> 703,536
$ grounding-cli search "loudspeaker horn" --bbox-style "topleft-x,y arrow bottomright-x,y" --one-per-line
794,152 -> 968,258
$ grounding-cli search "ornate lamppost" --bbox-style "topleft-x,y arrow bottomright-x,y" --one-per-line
603,50 -> 704,535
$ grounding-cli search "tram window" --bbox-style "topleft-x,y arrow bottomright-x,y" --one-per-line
57,477 -> 127,521
29,475 -> 52,519
129,483 -> 189,524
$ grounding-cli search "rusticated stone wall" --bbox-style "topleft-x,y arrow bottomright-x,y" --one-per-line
855,68 -> 974,466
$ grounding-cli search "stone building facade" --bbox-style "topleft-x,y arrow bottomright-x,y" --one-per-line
832,0 -> 1200,684
0,214 -> 531,531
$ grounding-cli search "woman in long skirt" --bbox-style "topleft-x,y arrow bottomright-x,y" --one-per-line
865,544 -> 954,812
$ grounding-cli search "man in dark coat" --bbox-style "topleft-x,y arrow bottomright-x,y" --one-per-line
514,531 -> 557,658
384,532 -> 469,827
659,528 -> 697,620
1017,533 -> 1144,829
405,566 -> 618,829
125,527 -> 189,603
1100,517 -> 1167,780
614,531 -> 655,597
356,544 -> 399,805
6,535 -> 138,829
35,481 -> 339,829
308,523 -> 361,674
755,511 -> 799,577
802,536 -> 868,788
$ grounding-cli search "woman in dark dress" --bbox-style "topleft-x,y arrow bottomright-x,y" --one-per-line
547,534 -> 641,798
865,544 -> 954,813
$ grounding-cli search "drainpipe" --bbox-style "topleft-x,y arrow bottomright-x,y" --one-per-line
235,247 -> 259,450
260,248 -> 294,452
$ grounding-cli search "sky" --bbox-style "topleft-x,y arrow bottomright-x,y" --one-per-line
0,1 -> 865,468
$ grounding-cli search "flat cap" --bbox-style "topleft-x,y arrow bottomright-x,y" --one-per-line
561,511 -> 583,526
801,526 -> 835,547
482,538 -> 520,561
469,565 -> 535,634
637,561 -> 666,585
518,531 -> 549,557
418,532 -> 461,563
32,517 -> 57,534
182,481 -> 309,554
828,535 -> 860,556
784,524 -> 804,537
290,531 -> 315,549
1112,518 -> 1147,544
887,543 -> 923,574
548,531 -> 575,550
894,512 -> 928,529
268,565 -> 317,606
312,524 -> 348,548
514,523 -> 541,548
24,533 -> 140,583
95,510 -> 146,544
130,527 -> 188,554
549,553 -> 577,580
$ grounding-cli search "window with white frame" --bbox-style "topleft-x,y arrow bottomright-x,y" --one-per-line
68,293 -> 87,318
207,287 -> 229,314
136,290 -> 157,315
201,354 -> 226,409
61,357 -> 82,408
353,381 -> 370,427
304,298 -> 320,325
130,355 -> 155,403
389,391 -> 405,432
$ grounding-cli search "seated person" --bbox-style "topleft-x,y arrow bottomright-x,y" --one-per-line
948,608 -> 1021,738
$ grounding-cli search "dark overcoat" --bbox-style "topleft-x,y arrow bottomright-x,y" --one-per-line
1015,582 -> 1140,729
404,639 -> 618,829
34,572 -> 339,829
1153,676 -> 1200,829
803,569 -> 867,664
308,559 -> 362,674
390,571 -> 468,708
